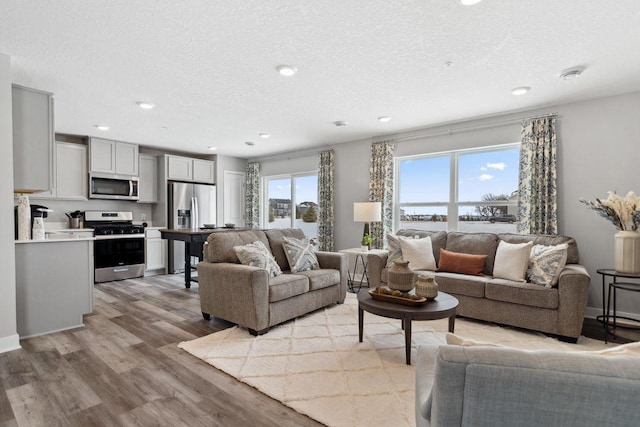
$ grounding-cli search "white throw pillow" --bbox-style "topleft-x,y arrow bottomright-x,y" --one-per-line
234,240 -> 282,278
398,236 -> 436,271
493,240 -> 533,282
385,233 -> 404,268
527,243 -> 569,288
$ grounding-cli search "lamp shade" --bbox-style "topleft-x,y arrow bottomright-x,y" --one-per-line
354,202 -> 382,222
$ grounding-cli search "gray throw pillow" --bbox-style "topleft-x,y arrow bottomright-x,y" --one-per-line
282,237 -> 319,273
234,240 -> 282,278
386,234 -> 404,268
527,243 -> 568,288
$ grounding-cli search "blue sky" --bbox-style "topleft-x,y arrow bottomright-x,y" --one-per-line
268,175 -> 318,203
399,147 -> 519,214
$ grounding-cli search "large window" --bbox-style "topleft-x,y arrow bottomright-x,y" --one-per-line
396,144 -> 520,233
264,173 -> 318,242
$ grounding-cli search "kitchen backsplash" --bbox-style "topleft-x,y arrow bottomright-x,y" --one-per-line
20,198 -> 153,226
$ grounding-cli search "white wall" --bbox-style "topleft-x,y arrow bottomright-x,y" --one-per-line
0,53 -> 20,353
256,90 -> 640,319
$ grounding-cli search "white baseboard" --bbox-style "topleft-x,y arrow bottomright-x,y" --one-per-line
585,306 -> 640,323
0,334 -> 21,354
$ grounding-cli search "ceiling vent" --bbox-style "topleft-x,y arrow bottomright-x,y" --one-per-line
559,67 -> 584,80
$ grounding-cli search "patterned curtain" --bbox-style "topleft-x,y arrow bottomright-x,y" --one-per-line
317,150 -> 335,251
368,141 -> 395,249
517,116 -> 558,235
245,162 -> 261,229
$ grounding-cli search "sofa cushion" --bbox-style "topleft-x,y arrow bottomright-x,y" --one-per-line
282,237 -> 320,273
527,243 -> 569,288
486,279 -> 559,309
399,236 -> 437,270
499,233 -> 579,264
205,230 -> 269,263
264,228 -> 307,270
296,269 -> 340,291
445,232 -> 499,275
437,249 -> 487,276
435,272 -> 489,298
493,240 -> 533,282
234,240 -> 282,277
268,273 -> 309,303
397,230 -> 447,264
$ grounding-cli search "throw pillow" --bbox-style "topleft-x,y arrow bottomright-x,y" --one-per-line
234,241 -> 282,278
436,248 -> 487,276
492,240 -> 533,282
385,233 -> 404,268
282,237 -> 320,273
398,236 -> 436,270
527,243 -> 569,288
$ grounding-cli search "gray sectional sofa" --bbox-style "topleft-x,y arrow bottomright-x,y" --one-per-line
197,228 -> 348,335
367,230 -> 590,342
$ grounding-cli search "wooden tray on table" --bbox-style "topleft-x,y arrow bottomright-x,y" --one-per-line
368,290 -> 427,306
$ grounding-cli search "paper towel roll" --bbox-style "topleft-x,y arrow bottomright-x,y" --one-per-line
17,194 -> 31,240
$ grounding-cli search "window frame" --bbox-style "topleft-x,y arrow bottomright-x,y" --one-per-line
394,143 -> 520,231
262,171 -> 318,232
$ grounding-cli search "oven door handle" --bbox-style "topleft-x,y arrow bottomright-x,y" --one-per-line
114,267 -> 129,272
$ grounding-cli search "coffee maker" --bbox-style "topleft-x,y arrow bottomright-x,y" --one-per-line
14,203 -> 50,239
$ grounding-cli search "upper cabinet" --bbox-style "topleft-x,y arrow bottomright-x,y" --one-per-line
166,155 -> 215,184
89,138 -> 139,176
31,141 -> 88,200
12,85 -> 54,193
138,154 -> 158,203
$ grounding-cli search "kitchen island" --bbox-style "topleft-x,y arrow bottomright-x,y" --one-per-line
15,237 -> 94,338
160,228 -> 244,288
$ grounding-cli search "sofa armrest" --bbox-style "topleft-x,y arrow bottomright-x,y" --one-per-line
197,261 -> 270,330
366,251 -> 389,288
316,251 -> 349,300
556,264 -> 591,339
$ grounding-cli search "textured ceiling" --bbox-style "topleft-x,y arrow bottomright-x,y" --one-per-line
2,1 -> 640,158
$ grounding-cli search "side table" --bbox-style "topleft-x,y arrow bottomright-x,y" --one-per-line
339,248 -> 386,293
596,269 -> 640,343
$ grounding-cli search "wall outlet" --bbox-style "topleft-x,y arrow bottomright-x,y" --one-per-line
141,213 -> 147,221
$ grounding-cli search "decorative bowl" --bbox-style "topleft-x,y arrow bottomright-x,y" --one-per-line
202,224 -> 216,229
224,223 -> 235,228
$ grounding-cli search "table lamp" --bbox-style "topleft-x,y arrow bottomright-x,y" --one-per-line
354,202 -> 382,249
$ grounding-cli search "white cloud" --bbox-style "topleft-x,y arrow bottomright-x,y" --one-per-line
486,162 -> 506,170
477,174 -> 494,181
480,166 -> 488,171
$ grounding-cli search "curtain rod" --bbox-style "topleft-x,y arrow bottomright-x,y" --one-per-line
382,112 -> 559,143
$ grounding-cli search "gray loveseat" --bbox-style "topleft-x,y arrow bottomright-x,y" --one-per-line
197,228 -> 348,335
367,230 -> 590,342
415,344 -> 640,427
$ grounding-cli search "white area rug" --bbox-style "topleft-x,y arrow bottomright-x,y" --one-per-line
178,293 -> 610,427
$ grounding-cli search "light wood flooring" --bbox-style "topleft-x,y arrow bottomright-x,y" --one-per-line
0,274 -> 322,427
1,275 -> 636,427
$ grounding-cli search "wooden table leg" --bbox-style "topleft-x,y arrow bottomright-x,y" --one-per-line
405,316 -> 412,365
448,314 -> 456,333
184,242 -> 192,289
358,305 -> 364,342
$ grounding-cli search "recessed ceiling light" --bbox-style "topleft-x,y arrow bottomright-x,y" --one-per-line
276,65 -> 298,76
208,146 -> 217,151
377,116 -> 392,123
511,86 -> 531,96
95,125 -> 110,131
136,101 -> 156,109
444,61 -> 454,68
558,67 -> 584,80
245,141 -> 255,146
333,121 -> 349,127
259,133 -> 271,139
459,0 -> 482,5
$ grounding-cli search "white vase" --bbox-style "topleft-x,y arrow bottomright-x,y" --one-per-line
17,194 -> 31,241
614,230 -> 640,274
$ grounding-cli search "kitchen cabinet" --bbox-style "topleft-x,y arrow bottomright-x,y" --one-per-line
145,228 -> 166,274
166,154 -> 215,184
12,85 -> 54,193
138,154 -> 158,203
15,238 -> 93,338
31,141 -> 88,200
89,138 -> 139,176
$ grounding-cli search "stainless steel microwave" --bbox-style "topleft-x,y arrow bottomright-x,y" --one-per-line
89,173 -> 139,201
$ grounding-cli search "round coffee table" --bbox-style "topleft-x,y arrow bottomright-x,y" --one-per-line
357,290 -> 459,365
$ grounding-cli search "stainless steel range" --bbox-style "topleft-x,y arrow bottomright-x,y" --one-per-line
85,211 -> 145,283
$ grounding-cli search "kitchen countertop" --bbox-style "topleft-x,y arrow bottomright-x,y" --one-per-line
15,237 -> 94,244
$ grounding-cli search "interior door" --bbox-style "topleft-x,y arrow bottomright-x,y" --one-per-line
224,170 -> 245,227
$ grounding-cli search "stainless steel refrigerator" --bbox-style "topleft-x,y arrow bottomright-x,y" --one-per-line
168,181 -> 217,273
